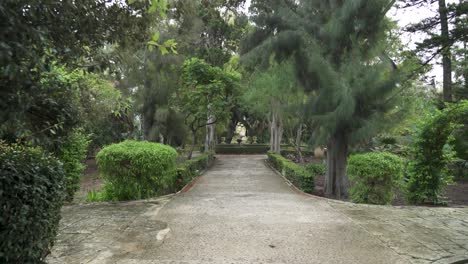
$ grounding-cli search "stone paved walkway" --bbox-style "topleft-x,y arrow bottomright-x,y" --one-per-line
48,155 -> 468,264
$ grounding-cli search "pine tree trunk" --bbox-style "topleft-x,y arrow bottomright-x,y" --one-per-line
464,41 -> 468,94
276,116 -> 283,154
205,115 -> 215,152
270,111 -> 275,152
188,129 -> 197,160
324,132 -> 349,199
226,116 -> 237,144
269,110 -> 282,154
295,123 -> 304,163
439,0 -> 452,102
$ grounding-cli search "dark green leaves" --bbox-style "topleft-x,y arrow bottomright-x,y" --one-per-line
0,142 -> 65,263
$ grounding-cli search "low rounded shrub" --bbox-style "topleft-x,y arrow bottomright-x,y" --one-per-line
347,152 -> 404,205
0,142 -> 65,263
96,140 -> 178,201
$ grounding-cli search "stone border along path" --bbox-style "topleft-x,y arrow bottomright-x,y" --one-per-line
48,155 -> 468,264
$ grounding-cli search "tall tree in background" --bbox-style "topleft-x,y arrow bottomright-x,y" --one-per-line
170,0 -> 247,66
243,0 -> 408,198
400,0 -> 468,102
174,58 -> 240,159
243,62 -> 303,154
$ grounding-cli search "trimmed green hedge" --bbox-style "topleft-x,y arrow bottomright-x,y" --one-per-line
280,148 -> 314,156
215,144 -> 270,154
95,140 -> 178,201
0,142 -> 65,263
347,152 -> 404,205
174,152 -> 214,191
267,152 -> 314,193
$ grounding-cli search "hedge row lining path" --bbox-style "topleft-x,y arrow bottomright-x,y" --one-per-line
48,155 -> 468,264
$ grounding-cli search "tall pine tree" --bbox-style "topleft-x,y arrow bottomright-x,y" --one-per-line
242,0 -> 407,198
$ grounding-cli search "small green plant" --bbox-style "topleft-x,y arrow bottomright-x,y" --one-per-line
86,190 -> 105,202
268,152 -> 314,193
0,142 -> 65,263
347,152 -> 404,205
58,129 -> 90,201
95,140 -> 178,201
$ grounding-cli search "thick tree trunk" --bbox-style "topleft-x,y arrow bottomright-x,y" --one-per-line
464,41 -> 468,94
276,117 -> 283,154
295,123 -> 304,163
269,112 -> 275,152
205,115 -> 215,152
439,0 -> 452,102
324,132 -> 349,199
188,130 -> 197,160
269,110 -> 283,154
226,116 -> 237,144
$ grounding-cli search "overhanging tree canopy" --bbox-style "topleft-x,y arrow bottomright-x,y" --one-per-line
242,0 -> 410,198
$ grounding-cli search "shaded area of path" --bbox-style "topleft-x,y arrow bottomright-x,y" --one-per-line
48,155 -> 468,264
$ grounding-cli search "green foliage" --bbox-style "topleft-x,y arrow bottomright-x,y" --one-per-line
267,152 -> 314,193
95,140 -> 178,201
174,58 -> 240,156
242,62 -> 301,117
347,152 -> 404,205
215,144 -> 270,154
175,0 -> 248,67
452,125 -> 468,160
1,65 -> 82,150
58,129 -> 90,201
1,0 -> 151,145
1,64 -> 133,156
76,71 -> 134,153
175,58 -> 239,129
406,100 -> 468,204
174,152 -> 214,190
306,163 -> 326,177
0,142 -> 65,263
243,0 -> 414,198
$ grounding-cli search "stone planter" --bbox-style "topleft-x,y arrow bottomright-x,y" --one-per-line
314,147 -> 326,158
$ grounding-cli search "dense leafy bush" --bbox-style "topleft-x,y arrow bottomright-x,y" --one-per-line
58,129 -> 90,201
347,152 -> 404,205
215,144 -> 270,154
306,163 -> 326,176
0,142 -> 65,263
77,72 -> 134,155
452,125 -> 468,160
406,100 -> 468,204
267,152 -> 314,193
95,140 -> 178,201
174,152 -> 214,191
